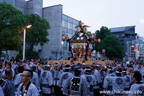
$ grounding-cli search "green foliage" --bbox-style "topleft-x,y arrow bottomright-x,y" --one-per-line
98,35 -> 124,59
22,14 -> 50,59
15,47 -> 39,61
24,14 -> 50,48
94,26 -> 111,51
95,26 -> 111,40
0,2 -> 26,58
0,2 -> 50,59
15,52 -> 22,61
25,48 -> 39,60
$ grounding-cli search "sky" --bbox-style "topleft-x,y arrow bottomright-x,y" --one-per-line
43,0 -> 144,36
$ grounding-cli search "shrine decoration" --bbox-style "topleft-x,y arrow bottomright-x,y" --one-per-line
66,21 -> 99,61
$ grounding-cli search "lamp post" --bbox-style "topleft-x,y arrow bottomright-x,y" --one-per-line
130,45 -> 134,61
22,25 -> 32,61
126,41 -> 129,60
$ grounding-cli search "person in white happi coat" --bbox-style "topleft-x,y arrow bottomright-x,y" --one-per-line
103,67 -> 115,96
2,68 -> 15,96
80,63 -> 86,75
134,62 -> 143,75
59,64 -> 74,96
40,64 -> 53,96
93,65 -> 102,87
63,68 -> 84,96
53,64 -> 63,96
121,68 -> 132,91
81,66 -> 100,96
25,61 -> 32,70
14,65 -> 24,90
112,68 -> 126,96
2,62 -> 15,78
129,71 -> 144,96
30,65 -> 40,89
17,69 -> 39,96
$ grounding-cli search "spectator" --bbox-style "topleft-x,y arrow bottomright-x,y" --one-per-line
40,64 -> 53,96
63,68 -> 84,96
17,69 -> 39,96
2,68 -> 15,96
14,65 -> 24,90
129,71 -> 144,96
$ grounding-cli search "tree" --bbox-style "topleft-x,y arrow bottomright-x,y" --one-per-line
95,26 -> 111,40
23,14 -> 50,60
0,2 -> 26,58
24,14 -> 50,49
98,35 -> 124,59
94,26 -> 111,51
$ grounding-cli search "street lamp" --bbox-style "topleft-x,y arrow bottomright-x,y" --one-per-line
23,25 -> 32,61
130,45 -> 134,61
126,41 -> 129,60
61,41 -> 64,60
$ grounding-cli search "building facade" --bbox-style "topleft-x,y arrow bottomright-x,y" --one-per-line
135,36 -> 144,60
110,26 -> 137,60
0,0 -> 15,5
0,0 -> 79,60
41,5 -> 79,60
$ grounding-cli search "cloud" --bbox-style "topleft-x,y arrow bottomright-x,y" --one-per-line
140,19 -> 144,24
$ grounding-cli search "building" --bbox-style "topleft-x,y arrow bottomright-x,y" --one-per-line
0,0 -> 15,6
0,0 -> 42,17
0,0 -> 79,60
41,5 -> 79,60
110,26 -> 137,60
135,36 -> 144,60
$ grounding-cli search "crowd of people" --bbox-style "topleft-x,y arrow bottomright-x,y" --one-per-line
0,58 -> 144,96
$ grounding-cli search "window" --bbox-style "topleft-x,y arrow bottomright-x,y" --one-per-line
68,22 -> 70,29
63,15 -> 67,21
62,20 -> 67,28
68,22 -> 73,29
68,17 -> 73,23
